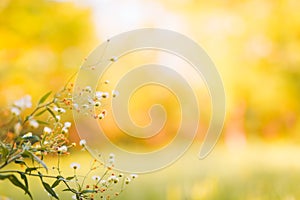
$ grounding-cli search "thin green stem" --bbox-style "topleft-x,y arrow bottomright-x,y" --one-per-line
0,170 -> 57,179
96,168 -> 109,186
23,99 -> 56,125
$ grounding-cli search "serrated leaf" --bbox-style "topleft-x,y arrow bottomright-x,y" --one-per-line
38,91 -> 52,105
42,181 -> 59,199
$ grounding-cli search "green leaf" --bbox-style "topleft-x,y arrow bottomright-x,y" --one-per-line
0,141 -> 9,159
25,167 -> 38,174
0,174 -> 10,180
66,176 -> 75,181
18,172 -> 29,194
42,181 -> 59,199
51,176 -> 64,188
62,188 -> 77,193
46,107 -> 58,122
22,135 -> 40,145
14,159 -> 26,165
34,109 -> 47,117
0,174 -> 32,199
81,190 -> 96,194
21,150 -> 34,164
38,172 -> 59,199
36,120 -> 50,125
22,151 -> 48,172
31,152 -> 48,173
38,91 -> 52,105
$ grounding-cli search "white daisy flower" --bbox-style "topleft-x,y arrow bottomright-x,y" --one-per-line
53,107 -> 66,113
92,175 -> 101,181
70,162 -> 80,170
79,139 -> 86,146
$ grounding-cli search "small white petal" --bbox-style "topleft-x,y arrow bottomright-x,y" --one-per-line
43,127 -> 52,134
11,107 -> 21,116
79,139 -> 86,146
29,119 -> 39,129
70,162 -> 80,169
64,122 -> 72,128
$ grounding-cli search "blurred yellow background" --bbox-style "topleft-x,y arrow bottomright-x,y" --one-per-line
1,0 -> 300,199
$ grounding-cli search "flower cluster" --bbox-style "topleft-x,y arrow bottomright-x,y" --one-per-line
66,147 -> 137,200
0,80 -> 135,200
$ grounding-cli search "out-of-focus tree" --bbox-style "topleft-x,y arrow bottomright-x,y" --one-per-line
0,0 -> 96,103
159,0 -> 300,141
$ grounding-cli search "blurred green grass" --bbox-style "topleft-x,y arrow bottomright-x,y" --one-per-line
1,142 -> 300,200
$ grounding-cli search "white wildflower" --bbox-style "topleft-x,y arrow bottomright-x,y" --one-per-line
101,92 -> 109,98
108,153 -> 115,164
95,91 -> 103,100
64,122 -> 72,129
43,127 -> 52,134
79,139 -> 86,146
92,175 -> 100,181
112,90 -> 119,98
70,162 -> 80,170
55,115 -> 61,121
94,101 -> 101,107
98,113 -> 105,120
100,180 -> 107,186
85,86 -> 92,93
58,145 -> 68,153
29,119 -> 39,129
110,56 -> 118,62
54,107 -> 66,114
11,107 -> 21,116
61,127 -> 68,134
125,177 -> 131,184
130,174 -> 138,179
13,95 -> 32,110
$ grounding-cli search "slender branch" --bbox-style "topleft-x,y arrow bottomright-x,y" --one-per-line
23,99 -> 56,125
0,170 -> 58,179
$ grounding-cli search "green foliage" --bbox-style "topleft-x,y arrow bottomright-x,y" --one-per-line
0,174 -> 32,199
